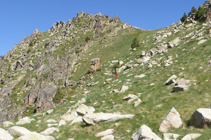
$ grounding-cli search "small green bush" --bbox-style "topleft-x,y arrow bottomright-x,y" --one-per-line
85,36 -> 90,42
131,37 -> 140,49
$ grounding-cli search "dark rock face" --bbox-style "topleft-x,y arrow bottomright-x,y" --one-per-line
0,12 -> 125,124
24,82 -> 58,113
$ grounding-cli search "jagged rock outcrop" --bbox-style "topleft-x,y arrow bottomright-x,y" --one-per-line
90,58 -> 101,73
24,82 -> 58,113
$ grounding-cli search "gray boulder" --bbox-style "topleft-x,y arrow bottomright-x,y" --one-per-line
101,135 -> 114,140
158,107 -> 183,132
131,124 -> 162,140
8,126 -> 32,137
76,104 -> 95,116
181,133 -> 201,140
189,108 -> 211,128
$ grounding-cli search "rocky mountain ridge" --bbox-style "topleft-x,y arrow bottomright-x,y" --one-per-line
1,1 -> 211,139
0,11 -> 132,124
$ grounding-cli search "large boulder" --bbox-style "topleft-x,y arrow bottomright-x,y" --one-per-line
90,58 -> 101,73
8,126 -> 32,137
123,94 -> 138,103
76,104 -> 95,116
158,107 -> 183,132
131,124 -> 162,140
18,132 -> 55,140
173,79 -> 190,92
83,112 -> 134,125
0,128 -> 13,140
188,108 -> 211,128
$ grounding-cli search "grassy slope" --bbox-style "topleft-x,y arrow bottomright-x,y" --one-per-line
2,21 -> 211,140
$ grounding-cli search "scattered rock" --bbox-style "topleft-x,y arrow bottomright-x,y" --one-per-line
118,60 -> 124,66
76,104 -> 95,116
167,37 -> 180,48
188,108 -> 211,128
18,132 -> 55,140
163,133 -> 180,140
105,78 -> 112,83
173,79 -> 190,92
123,94 -> 138,103
46,109 -> 54,114
41,127 -> 60,135
8,126 -> 32,137
147,63 -> 153,69
83,112 -> 134,125
141,51 -> 146,57
197,39 -> 207,45
131,124 -> 162,140
47,123 -> 58,127
101,135 -> 114,140
0,128 -> 13,140
164,75 -> 177,85
59,119 -> 66,126
158,107 -> 183,132
95,129 -> 114,137
16,116 -> 35,125
120,85 -> 129,92
133,98 -> 141,107
46,119 -> 57,123
181,133 -> 201,140
60,110 -> 78,122
134,74 -> 146,79
70,116 -> 83,125
3,121 -> 14,127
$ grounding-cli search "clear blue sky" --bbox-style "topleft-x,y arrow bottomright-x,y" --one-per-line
0,0 -> 205,56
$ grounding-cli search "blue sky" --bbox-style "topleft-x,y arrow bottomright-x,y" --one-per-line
0,0 -> 205,56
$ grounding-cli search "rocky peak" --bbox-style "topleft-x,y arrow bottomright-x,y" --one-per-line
112,15 -> 121,23
32,29 -> 39,35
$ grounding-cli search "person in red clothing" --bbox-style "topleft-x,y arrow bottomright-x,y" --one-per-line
115,72 -> 118,78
